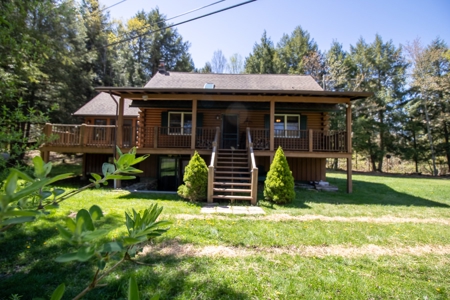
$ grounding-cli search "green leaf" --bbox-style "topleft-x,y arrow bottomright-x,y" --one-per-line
89,205 -> 103,221
83,229 -> 109,241
122,237 -> 143,246
150,295 -> 160,300
3,210 -> 39,217
91,173 -> 102,181
128,276 -> 140,300
1,216 -> 35,226
76,209 -> 94,232
117,153 -> 134,168
130,155 -> 149,166
50,283 -> 65,300
56,224 -> 73,242
102,163 -> 115,177
105,175 -> 136,180
97,259 -> 107,270
52,188 -> 65,197
46,173 -> 73,185
5,171 -> 18,196
100,241 -> 123,253
33,156 -> 45,178
43,161 -> 52,177
65,218 -> 76,233
44,204 -> 59,210
121,167 -> 143,174
116,146 -> 123,157
41,191 -> 52,200
76,246 -> 95,262
55,252 -> 79,263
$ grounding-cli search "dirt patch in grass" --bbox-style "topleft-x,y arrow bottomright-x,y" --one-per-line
174,213 -> 450,225
141,240 -> 450,258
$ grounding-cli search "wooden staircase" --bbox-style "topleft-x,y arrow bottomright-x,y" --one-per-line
212,149 -> 253,203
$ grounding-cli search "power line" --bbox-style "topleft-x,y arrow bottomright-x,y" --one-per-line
100,0 -> 127,12
106,0 -> 257,48
107,0 -> 227,47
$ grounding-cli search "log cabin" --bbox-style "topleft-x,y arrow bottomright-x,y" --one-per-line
40,64 -> 371,204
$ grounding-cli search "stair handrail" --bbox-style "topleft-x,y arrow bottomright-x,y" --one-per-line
207,127 -> 220,202
247,127 -> 258,205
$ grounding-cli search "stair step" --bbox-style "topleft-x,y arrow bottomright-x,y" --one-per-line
212,195 -> 253,200
213,188 -> 251,193
218,149 -> 246,152
214,176 -> 251,181
217,162 -> 248,166
213,182 -> 251,186
215,171 -> 250,175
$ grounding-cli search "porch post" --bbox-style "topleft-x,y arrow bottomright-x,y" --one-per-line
346,102 -> 352,193
270,99 -> 275,152
117,96 -> 125,148
191,99 -> 197,150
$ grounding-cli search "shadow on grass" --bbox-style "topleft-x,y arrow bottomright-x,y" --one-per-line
287,177 -> 450,208
85,252 -> 251,300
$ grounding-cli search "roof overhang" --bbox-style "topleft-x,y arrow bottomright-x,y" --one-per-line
96,87 -> 372,101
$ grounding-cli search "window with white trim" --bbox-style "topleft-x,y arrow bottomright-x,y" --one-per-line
274,114 -> 300,137
169,112 -> 192,135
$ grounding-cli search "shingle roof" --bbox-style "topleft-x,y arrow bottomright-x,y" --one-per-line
144,72 -> 323,91
73,92 -> 140,117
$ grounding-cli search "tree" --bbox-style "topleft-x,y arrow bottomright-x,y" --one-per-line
274,26 -> 318,74
349,35 -> 408,171
110,9 -> 194,86
264,146 -> 295,204
244,31 -> 276,74
211,49 -> 227,73
227,53 -> 244,74
178,151 -> 208,201
404,38 -> 450,175
197,62 -> 212,73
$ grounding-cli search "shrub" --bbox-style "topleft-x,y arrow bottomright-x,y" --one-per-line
264,146 -> 295,204
178,151 -> 208,201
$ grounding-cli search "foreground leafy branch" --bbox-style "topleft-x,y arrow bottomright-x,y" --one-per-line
55,204 -> 169,300
0,147 -> 148,232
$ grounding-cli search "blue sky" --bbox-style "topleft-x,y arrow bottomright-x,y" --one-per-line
100,0 -> 450,69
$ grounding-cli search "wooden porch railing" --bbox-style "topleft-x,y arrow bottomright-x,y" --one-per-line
140,127 -> 217,149
246,128 -> 258,205
44,123 -> 347,153
207,127 -> 220,203
249,128 -> 348,152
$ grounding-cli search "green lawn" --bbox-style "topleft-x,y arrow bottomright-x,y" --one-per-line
1,172 -> 449,299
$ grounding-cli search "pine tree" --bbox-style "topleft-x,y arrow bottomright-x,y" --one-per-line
178,151 -> 208,201
264,146 -> 295,204
244,31 -> 276,74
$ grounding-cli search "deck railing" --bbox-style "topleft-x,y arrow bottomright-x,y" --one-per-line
44,124 -> 347,153
250,128 -> 348,152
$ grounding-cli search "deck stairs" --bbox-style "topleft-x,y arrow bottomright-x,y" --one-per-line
212,149 -> 253,202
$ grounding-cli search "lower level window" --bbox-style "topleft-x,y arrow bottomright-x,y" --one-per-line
274,114 -> 300,137
169,112 -> 192,135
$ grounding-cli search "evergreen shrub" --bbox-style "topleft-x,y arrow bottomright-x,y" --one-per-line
264,146 -> 295,204
178,151 -> 208,201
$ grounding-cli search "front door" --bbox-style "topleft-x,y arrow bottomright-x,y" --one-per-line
221,114 -> 239,149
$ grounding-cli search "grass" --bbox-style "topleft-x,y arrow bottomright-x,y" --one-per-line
0,172 -> 449,299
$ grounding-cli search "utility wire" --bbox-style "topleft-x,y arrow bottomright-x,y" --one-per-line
100,0 -> 127,12
107,0 -> 227,46
106,0 -> 256,48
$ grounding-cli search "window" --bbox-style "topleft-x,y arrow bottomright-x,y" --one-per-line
274,114 -> 300,137
169,112 -> 192,135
